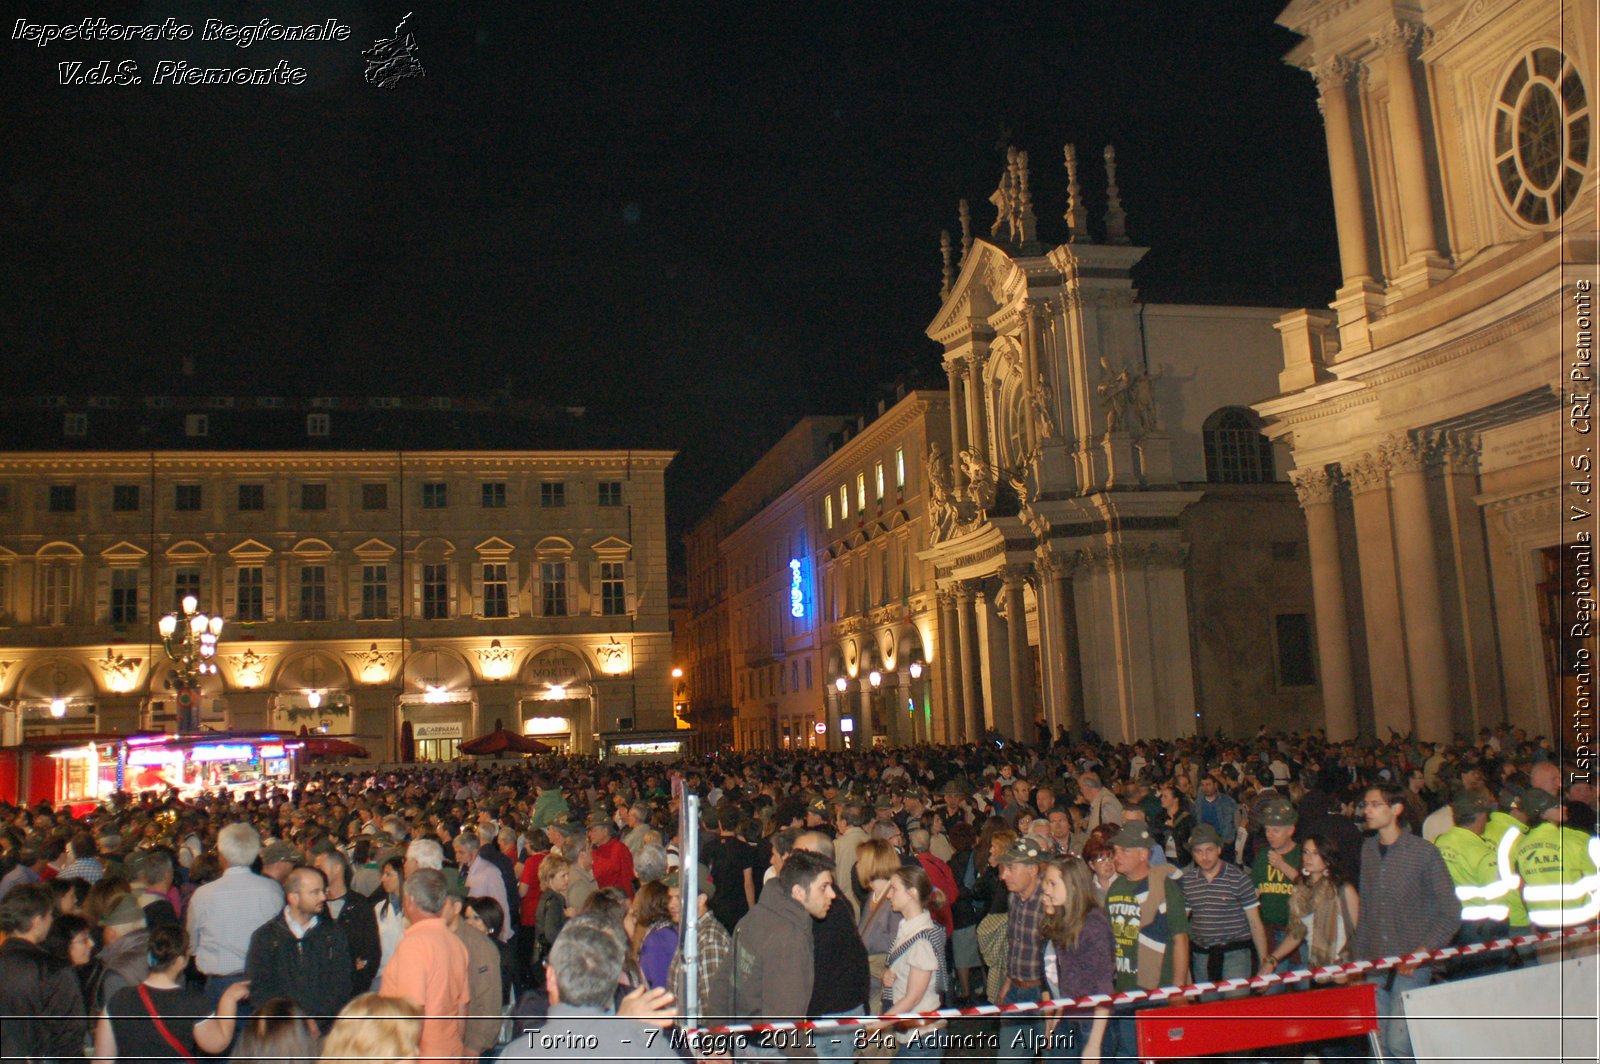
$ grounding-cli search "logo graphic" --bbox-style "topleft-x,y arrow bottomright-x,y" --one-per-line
363,11 -> 424,90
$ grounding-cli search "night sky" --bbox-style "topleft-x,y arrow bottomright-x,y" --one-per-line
2,1 -> 1339,546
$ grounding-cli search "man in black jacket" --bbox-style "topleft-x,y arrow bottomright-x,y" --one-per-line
0,883 -> 87,1061
795,832 -> 871,1064
314,849 -> 382,995
245,866 -> 354,1033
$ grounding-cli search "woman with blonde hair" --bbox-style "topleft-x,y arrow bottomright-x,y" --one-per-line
854,838 -> 904,1003
319,993 -> 422,1064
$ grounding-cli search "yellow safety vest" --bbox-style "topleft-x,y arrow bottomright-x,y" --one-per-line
1435,826 -> 1509,922
1515,822 -> 1600,929
1483,813 -> 1529,927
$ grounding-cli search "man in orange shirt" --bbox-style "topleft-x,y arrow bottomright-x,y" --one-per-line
379,868 -> 470,1062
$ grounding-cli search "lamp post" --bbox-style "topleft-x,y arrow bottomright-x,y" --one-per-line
158,595 -> 222,732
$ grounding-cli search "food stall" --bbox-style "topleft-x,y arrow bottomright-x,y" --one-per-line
121,733 -> 300,799
0,735 -> 121,813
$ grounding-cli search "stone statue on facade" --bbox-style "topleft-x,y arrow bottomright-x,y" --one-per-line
1097,357 -> 1134,434
1128,368 -> 1159,435
1029,373 -> 1058,441
958,448 -> 996,508
925,443 -> 957,541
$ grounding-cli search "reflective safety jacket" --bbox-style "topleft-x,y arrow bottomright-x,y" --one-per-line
1482,813 -> 1529,926
1514,822 -> 1600,928
1434,826 -> 1511,922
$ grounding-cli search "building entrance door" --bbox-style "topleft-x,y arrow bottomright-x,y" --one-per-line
1537,544 -> 1595,757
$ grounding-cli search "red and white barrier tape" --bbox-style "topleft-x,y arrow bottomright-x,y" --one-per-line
690,922 -> 1596,1039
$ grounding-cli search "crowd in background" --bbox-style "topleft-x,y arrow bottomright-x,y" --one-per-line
0,721 -> 1594,1064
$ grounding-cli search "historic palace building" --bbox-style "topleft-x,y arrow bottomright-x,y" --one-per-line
919,147 -> 1321,744
0,396 -> 675,759
1257,0 -> 1596,745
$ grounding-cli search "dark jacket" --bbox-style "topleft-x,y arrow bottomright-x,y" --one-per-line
0,936 -> 87,1061
733,880 -> 815,1056
244,911 -> 354,1031
480,843 -> 522,921
807,880 -> 870,1016
328,888 -> 382,995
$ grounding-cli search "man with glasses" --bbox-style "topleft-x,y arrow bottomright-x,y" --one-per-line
245,865 -> 354,1033
1353,784 -> 1461,1064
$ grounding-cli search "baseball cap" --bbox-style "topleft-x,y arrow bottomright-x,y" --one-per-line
1519,789 -> 1559,819
997,837 -> 1045,865
1111,822 -> 1154,849
1258,798 -> 1298,827
261,841 -> 299,866
1188,823 -> 1223,849
664,866 -> 714,896
1450,792 -> 1493,821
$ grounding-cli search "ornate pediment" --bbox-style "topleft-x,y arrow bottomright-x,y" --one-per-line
927,241 -> 1014,344
474,536 -> 517,555
590,535 -> 632,558
101,541 -> 150,561
353,538 -> 397,557
227,539 -> 274,559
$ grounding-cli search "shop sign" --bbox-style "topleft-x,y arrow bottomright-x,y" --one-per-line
413,722 -> 463,740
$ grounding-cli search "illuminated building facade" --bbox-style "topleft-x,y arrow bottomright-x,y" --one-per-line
0,396 -> 674,758
1259,0 -> 1597,744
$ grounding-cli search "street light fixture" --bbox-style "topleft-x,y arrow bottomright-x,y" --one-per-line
158,594 -> 222,732
834,675 -> 848,693
868,670 -> 882,689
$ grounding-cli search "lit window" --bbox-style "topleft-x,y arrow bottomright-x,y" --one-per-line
236,566 -> 264,622
875,461 -> 885,503
173,567 -> 200,611
839,484 -> 849,520
824,494 -> 834,529
299,566 -> 327,621
482,563 -> 509,618
895,447 -> 905,492
110,569 -> 139,625
600,561 -> 626,615
857,473 -> 867,512
421,564 -> 449,619
1202,407 -> 1275,484
542,562 -> 568,617
361,564 -> 389,619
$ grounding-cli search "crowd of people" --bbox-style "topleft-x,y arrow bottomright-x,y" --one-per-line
0,722 -> 1594,1064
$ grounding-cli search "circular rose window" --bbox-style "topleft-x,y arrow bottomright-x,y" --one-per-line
1492,47 -> 1589,225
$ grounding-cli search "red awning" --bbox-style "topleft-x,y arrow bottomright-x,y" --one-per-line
457,727 -> 553,756
298,737 -> 369,759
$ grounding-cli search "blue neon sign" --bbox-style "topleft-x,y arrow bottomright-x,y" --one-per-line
789,558 -> 805,618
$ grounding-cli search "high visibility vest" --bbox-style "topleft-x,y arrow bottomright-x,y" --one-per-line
1435,826 -> 1510,922
1514,822 -> 1600,928
1483,813 -> 1529,926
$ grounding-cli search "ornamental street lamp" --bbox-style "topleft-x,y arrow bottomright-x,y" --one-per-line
158,594 -> 222,732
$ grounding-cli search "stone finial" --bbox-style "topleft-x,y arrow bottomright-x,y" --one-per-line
1063,143 -> 1089,242
940,230 -> 954,300
1103,145 -> 1129,245
990,147 -> 1017,238
958,199 -> 972,260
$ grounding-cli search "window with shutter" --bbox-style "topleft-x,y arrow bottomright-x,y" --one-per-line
173,566 -> 201,610
541,561 -> 567,616
300,566 -> 327,621
235,566 -> 264,622
600,561 -> 626,616
361,564 -> 389,619
421,563 -> 450,619
482,563 -> 509,618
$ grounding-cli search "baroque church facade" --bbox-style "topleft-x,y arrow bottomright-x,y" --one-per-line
919,147 -> 1322,744
1258,0 -> 1596,747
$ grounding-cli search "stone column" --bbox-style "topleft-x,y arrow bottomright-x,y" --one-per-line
1020,300 -> 1041,451
896,671 -> 914,745
1311,56 -> 1374,286
824,684 -> 842,751
1372,21 -> 1445,284
1439,432 -> 1505,732
955,584 -> 981,742
1383,433 -> 1454,742
1346,452 -> 1414,737
1291,467 -> 1359,741
1002,567 -> 1034,742
965,351 -> 991,469
947,362 -> 967,493
938,589 -> 963,742
1053,561 -> 1085,740
857,681 -> 876,750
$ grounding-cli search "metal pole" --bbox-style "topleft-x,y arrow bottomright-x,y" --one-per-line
676,778 -> 702,1036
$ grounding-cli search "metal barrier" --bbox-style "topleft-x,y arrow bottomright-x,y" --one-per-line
1135,981 -> 1379,1061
